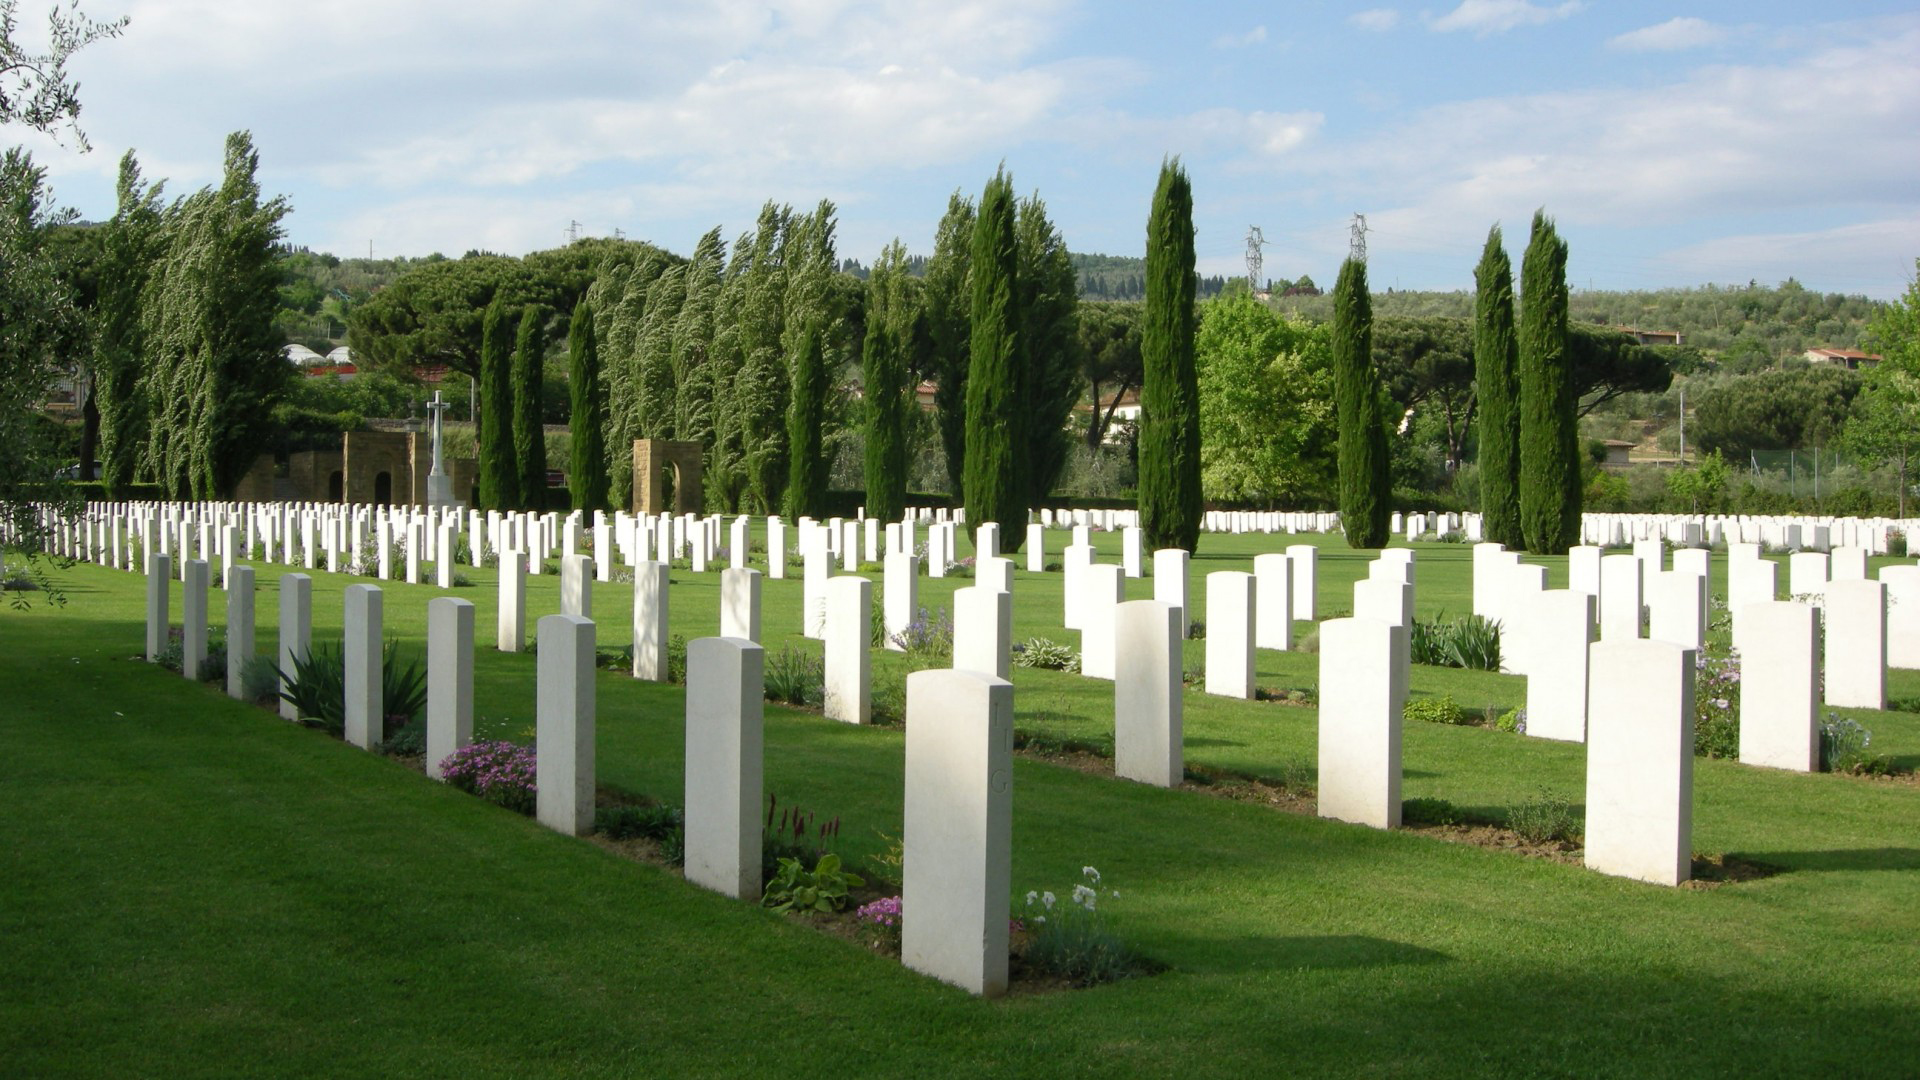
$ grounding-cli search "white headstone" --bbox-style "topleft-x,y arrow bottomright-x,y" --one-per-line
1599,553 -> 1642,640
1735,601 -> 1819,772
1881,564 -> 1920,669
1204,570 -> 1255,699
1585,638 -> 1693,886
902,668 -> 1013,998
1061,543 -> 1094,630
278,572 -> 311,720
498,549 -> 525,652
1121,526 -> 1144,579
824,576 -> 871,724
632,561 -> 671,681
560,553 -> 592,618
343,584 -> 384,751
1079,564 -> 1125,680
1114,599 -> 1182,788
1647,569 -> 1707,651
181,559 -> 209,681
952,586 -> 1011,680
1025,522 -> 1046,572
1153,548 -> 1191,638
883,552 -> 919,652
145,551 -> 171,662
720,567 -> 762,643
684,636 -> 765,901
1524,590 -> 1592,742
225,564 -> 255,699
1317,617 -> 1405,829
1253,552 -> 1293,651
1788,551 -> 1829,600
536,613 -> 596,836
1287,544 -> 1318,622
1823,578 -> 1887,710
426,597 -> 475,780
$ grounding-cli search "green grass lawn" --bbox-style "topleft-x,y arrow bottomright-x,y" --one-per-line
5,528 -> 1919,1078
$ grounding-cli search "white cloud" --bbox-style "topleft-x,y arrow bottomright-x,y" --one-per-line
1428,0 -> 1583,36
1213,25 -> 1267,48
1266,21 -> 1920,255
1655,216 -> 1920,297
1349,9 -> 1401,32
1608,17 -> 1725,52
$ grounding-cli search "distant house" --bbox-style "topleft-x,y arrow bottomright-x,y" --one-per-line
1600,439 -> 1636,469
1616,327 -> 1683,346
1803,347 -> 1881,371
286,344 -> 357,379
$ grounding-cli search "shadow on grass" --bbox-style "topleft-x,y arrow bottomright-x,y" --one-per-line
1170,932 -> 1450,975
1740,848 -> 1920,873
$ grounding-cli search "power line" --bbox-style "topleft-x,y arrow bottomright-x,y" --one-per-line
1245,226 -> 1267,292
565,219 -> 582,244
1349,213 -> 1368,263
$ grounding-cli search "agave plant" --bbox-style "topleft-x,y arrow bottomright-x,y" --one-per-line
280,638 -> 427,737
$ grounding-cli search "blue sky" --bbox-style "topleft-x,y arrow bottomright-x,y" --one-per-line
17,1 -> 1920,297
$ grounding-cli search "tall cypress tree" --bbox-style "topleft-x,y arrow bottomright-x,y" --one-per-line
1473,225 -> 1522,548
1518,210 -> 1579,553
1015,194 -> 1082,526
511,306 -> 548,511
783,323 -> 828,520
1333,256 -> 1389,548
567,299 -> 607,511
963,167 -> 1022,536
862,241 -> 913,524
1137,157 -> 1202,552
925,193 -> 975,496
94,150 -> 164,498
477,295 -> 518,509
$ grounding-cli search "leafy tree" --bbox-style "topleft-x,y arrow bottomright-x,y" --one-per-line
1137,158 -> 1202,552
476,296 -> 517,509
719,204 -> 792,515
1845,258 -> 1920,518
925,193 -> 974,496
1332,256 -> 1389,548
1691,365 -> 1861,458
779,201 -> 840,520
91,151 -> 163,496
1195,293 -> 1335,506
963,168 -> 1023,539
1518,210 -> 1579,554
1077,301 -> 1143,449
1374,314 -> 1477,471
1568,324 -> 1674,414
1666,448 -> 1731,517
862,241 -> 916,523
1014,193 -> 1082,519
0,0 -> 125,149
1472,227 -> 1522,547
567,299 -> 606,511
511,305 -> 548,509
671,228 -> 726,456
783,324 -> 829,520
140,131 -> 290,500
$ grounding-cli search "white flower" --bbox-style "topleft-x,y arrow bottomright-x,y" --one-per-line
1082,866 -> 1101,884
1110,890 -> 1120,899
1035,915 -> 1046,924
1025,890 -> 1038,906
1042,891 -> 1056,909
1072,884 -> 1097,910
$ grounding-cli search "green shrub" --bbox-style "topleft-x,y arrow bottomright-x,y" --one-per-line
1012,637 -> 1079,672
1402,796 -> 1466,826
1819,713 -> 1892,775
279,638 -> 427,738
1021,866 -> 1135,987
1410,613 -> 1503,671
1404,694 -> 1472,726
764,646 -> 823,706
595,803 -> 683,841
1506,789 -> 1582,844
763,853 -> 864,915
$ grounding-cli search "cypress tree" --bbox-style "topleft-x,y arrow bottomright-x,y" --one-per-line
862,241 -> 913,524
1473,225 -> 1522,548
1137,157 -> 1202,552
1518,210 -> 1579,553
783,323 -> 828,520
1014,194 -> 1082,527
511,306 -> 548,511
477,295 -> 518,509
926,193 -> 974,496
94,150 -> 164,498
567,299 -> 607,511
963,167 -> 1023,537
1333,256 -> 1390,548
